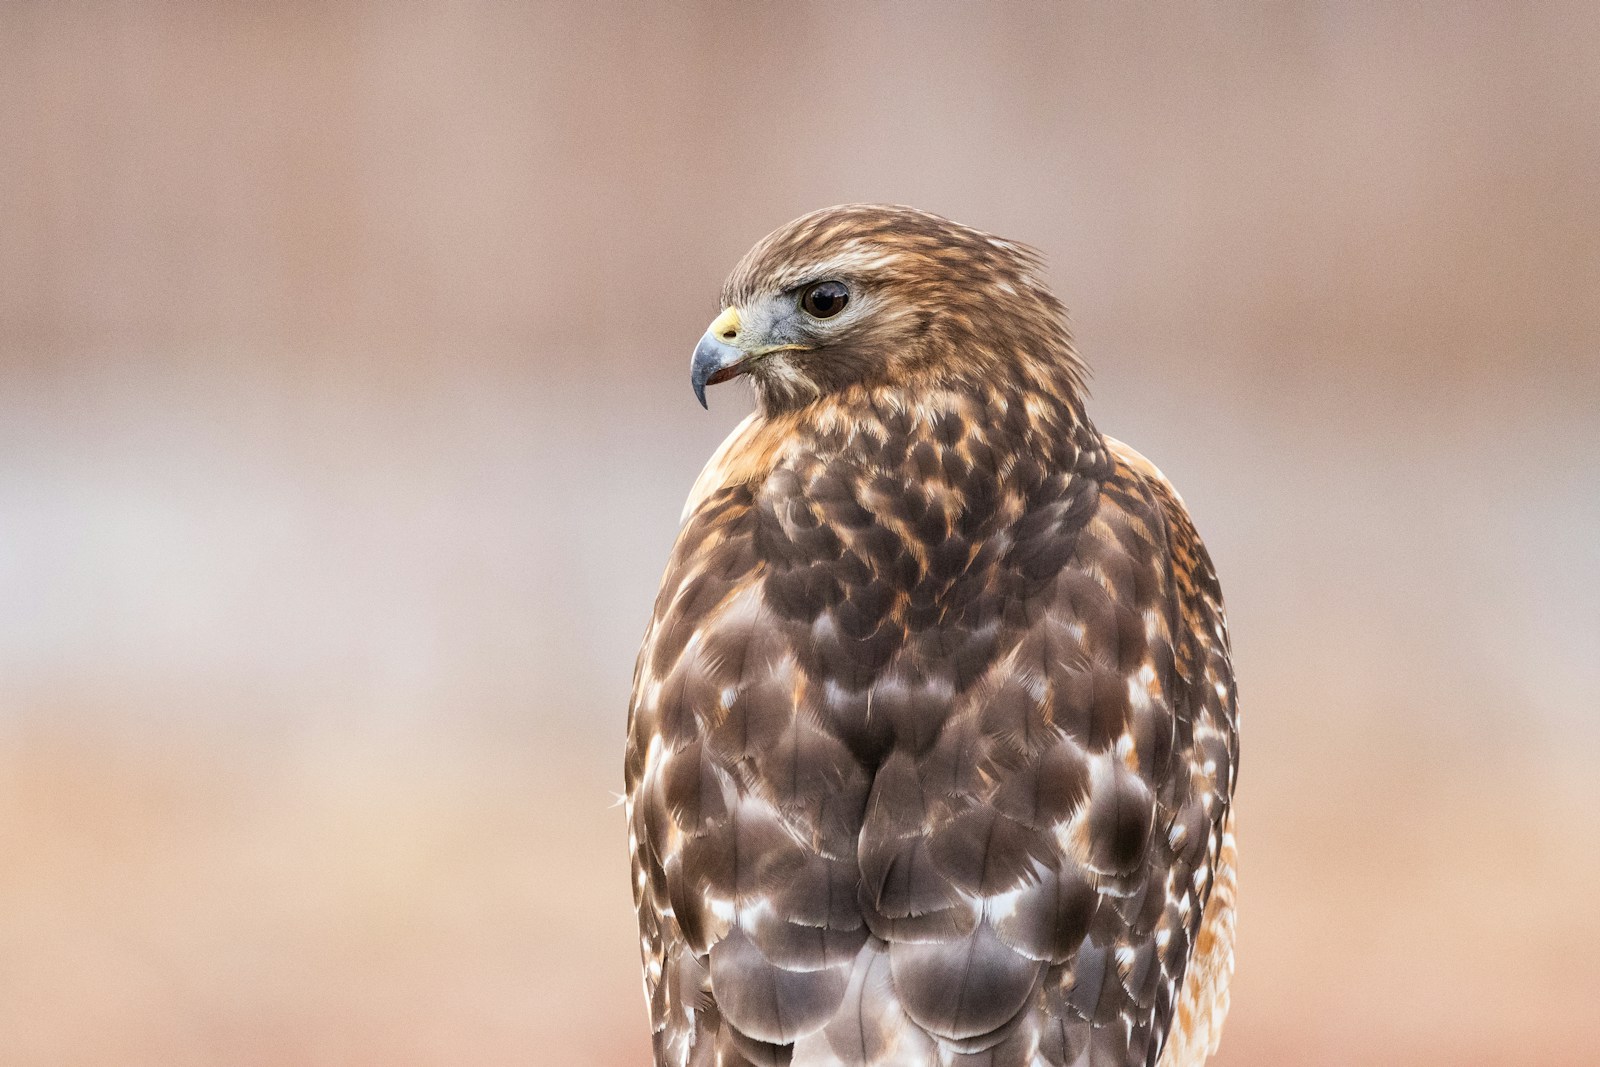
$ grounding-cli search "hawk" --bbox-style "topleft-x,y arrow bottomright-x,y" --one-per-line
626,205 -> 1238,1067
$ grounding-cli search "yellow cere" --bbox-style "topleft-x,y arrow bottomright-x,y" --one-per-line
708,306 -> 741,341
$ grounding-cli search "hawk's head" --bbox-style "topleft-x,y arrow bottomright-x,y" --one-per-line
691,204 -> 1087,413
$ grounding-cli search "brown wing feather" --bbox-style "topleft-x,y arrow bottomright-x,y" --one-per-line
627,397 -> 1238,1067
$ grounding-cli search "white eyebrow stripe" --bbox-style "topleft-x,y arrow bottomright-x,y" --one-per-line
778,246 -> 906,287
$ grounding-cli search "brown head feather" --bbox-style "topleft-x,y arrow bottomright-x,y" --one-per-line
719,204 -> 1088,414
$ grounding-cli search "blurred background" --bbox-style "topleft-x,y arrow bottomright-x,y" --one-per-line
2,3 -> 1597,1065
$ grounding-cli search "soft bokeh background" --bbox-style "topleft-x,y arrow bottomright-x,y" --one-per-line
3,3 -> 1598,1065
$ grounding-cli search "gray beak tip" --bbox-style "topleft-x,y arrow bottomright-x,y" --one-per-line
690,333 -> 744,411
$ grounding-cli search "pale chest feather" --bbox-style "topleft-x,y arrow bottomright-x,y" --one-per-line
1157,811 -> 1238,1067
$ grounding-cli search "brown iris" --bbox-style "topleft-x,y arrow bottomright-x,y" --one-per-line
799,280 -> 849,319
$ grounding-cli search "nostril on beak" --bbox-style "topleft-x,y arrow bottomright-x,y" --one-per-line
708,307 -> 742,347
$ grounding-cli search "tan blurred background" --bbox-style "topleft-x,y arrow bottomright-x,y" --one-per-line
3,3 -> 1598,1065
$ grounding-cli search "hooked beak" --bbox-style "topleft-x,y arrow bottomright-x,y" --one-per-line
691,307 -> 747,409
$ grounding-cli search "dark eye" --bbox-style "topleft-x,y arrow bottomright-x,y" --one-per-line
799,280 -> 849,319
